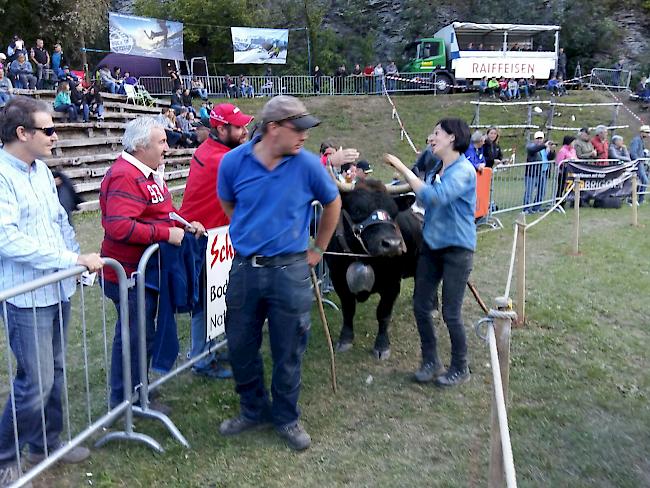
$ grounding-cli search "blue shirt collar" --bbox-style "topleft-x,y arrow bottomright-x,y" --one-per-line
0,148 -> 37,173
244,134 -> 294,170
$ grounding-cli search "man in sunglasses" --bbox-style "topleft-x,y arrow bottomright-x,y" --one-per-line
217,96 -> 341,451
179,103 -> 254,380
0,96 -> 104,483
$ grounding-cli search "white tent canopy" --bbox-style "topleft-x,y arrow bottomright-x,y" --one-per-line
451,23 -> 561,36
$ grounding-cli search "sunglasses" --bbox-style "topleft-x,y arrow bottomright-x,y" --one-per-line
26,126 -> 56,136
278,122 -> 307,133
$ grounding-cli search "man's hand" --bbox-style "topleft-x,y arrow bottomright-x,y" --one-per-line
591,149 -> 597,157
168,227 -> 185,246
329,147 -> 360,167
187,221 -> 206,237
307,248 -> 323,267
77,253 -> 104,272
477,163 -> 486,172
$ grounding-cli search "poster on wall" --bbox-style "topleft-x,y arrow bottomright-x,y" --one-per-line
231,27 -> 288,64
205,226 -> 235,341
109,12 -> 184,60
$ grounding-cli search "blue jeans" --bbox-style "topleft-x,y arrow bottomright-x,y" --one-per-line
225,256 -> 312,428
54,104 -> 78,122
82,103 -> 104,121
375,78 -> 383,94
103,281 -> 158,407
0,302 -> 70,463
413,246 -> 473,370
0,92 -> 12,107
523,171 -> 548,211
189,308 -> 217,370
638,162 -> 648,204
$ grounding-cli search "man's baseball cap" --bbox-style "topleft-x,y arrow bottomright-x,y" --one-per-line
534,131 -> 545,139
209,103 -> 254,128
579,127 -> 590,134
356,160 -> 373,174
260,95 -> 320,130
640,125 -> 650,133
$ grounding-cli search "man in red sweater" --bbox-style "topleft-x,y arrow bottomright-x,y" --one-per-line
591,124 -> 610,163
100,116 -> 205,411
179,103 -> 253,379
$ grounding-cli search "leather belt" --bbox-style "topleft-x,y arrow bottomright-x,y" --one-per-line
241,252 -> 307,268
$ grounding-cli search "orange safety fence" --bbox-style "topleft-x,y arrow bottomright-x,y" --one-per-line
475,167 -> 493,219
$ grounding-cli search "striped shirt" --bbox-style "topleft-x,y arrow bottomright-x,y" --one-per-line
0,148 -> 79,307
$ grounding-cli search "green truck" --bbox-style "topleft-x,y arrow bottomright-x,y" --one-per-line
402,23 -> 561,93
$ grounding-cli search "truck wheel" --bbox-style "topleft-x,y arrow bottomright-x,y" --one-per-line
433,73 -> 453,94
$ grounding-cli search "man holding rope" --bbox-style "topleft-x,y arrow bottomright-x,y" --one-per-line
217,96 -> 341,451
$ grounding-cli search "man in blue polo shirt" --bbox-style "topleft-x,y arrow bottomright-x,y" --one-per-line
217,96 -> 341,451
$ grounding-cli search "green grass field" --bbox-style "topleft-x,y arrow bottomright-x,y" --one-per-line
3,91 -> 649,487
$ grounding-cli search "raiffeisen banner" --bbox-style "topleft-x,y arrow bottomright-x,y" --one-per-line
109,12 -> 184,60
231,27 -> 288,64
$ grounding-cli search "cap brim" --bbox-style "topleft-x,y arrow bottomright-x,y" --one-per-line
364,169 -> 373,174
229,112 -> 254,127
290,114 -> 321,130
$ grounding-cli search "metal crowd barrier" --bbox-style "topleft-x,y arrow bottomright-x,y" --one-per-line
137,73 -> 438,97
0,260 -> 157,488
588,68 -> 631,90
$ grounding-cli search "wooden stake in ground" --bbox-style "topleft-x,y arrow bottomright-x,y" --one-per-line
515,212 -> 527,326
310,268 -> 337,394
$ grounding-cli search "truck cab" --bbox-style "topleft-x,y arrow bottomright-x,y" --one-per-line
403,38 -> 446,72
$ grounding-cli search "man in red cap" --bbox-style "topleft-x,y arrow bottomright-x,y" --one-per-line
179,103 -> 254,379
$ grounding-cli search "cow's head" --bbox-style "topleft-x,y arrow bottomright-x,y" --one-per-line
337,179 -> 414,257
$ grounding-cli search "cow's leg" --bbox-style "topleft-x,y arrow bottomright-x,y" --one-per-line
336,294 -> 357,353
373,282 -> 400,360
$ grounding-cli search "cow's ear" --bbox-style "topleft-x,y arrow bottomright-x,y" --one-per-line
393,193 -> 416,212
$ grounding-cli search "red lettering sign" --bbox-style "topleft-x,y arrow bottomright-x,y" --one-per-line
210,233 -> 235,268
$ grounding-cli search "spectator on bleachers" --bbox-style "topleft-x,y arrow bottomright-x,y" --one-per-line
156,107 -> 184,147
507,78 -> 520,99
61,66 -> 79,87
478,77 -> 488,96
10,52 -> 37,89
112,66 -> 123,82
223,74 -> 238,98
0,67 -> 14,107
53,81 -> 79,121
70,82 -> 87,121
240,75 -> 254,98
497,77 -> 508,99
181,88 -> 196,115
198,100 -> 212,126
190,77 -> 208,100
167,65 -> 182,92
51,43 -> 65,79
98,65 -> 121,94
6,35 -> 25,63
176,107 -> 198,146
29,39 -> 50,89
169,87 -> 182,114
487,76 -> 499,97
84,84 -> 105,121
608,135 -> 631,162
591,125 -> 609,160
123,71 -> 138,85
518,78 -> 530,98
629,125 -> 650,204
484,127 -> 504,167
465,131 -> 486,171
574,127 -> 597,160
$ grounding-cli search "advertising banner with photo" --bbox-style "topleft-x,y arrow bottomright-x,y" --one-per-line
231,27 -> 288,64
205,226 -> 235,341
109,12 -> 184,60
564,161 -> 636,203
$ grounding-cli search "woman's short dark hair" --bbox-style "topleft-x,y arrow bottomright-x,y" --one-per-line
436,118 -> 471,154
0,96 -> 50,144
320,141 -> 335,155
562,135 -> 575,146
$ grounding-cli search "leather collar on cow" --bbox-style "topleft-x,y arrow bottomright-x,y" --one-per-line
333,208 -> 407,257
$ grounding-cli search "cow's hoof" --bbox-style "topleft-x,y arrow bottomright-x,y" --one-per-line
373,348 -> 391,360
336,341 -> 353,353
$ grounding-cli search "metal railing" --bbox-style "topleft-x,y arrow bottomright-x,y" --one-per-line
588,68 -> 631,90
138,73 -> 438,97
0,260 -> 153,488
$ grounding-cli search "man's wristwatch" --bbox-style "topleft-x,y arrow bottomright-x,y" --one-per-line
311,245 -> 325,256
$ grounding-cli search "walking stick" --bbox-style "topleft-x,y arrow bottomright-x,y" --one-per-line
467,281 -> 489,314
310,268 -> 338,394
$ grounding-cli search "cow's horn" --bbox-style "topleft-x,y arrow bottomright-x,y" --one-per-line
327,163 -> 355,192
382,154 -> 413,194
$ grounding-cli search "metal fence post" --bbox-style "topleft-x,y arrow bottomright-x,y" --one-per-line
572,179 -> 581,255
515,213 -> 526,326
631,174 -> 638,227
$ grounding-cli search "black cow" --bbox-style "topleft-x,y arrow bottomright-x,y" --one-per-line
325,179 -> 423,359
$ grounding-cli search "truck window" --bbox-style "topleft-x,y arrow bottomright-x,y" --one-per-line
422,42 -> 439,58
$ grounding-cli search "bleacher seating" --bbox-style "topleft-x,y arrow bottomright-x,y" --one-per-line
14,88 -> 191,212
